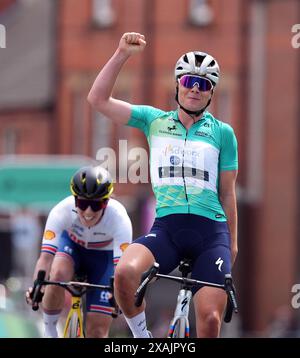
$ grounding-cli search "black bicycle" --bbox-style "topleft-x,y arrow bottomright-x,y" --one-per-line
135,260 -> 238,338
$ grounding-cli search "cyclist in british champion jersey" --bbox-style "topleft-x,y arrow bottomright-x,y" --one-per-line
88,32 -> 238,338
26,166 -> 132,338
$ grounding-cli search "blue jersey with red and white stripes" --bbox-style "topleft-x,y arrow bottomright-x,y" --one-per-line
41,196 -> 132,267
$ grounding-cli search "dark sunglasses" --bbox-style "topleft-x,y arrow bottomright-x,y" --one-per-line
179,74 -> 213,91
75,197 -> 108,212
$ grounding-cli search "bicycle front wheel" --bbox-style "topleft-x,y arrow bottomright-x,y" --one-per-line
168,317 -> 189,338
64,311 -> 84,338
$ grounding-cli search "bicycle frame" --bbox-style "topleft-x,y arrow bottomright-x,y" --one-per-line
167,289 -> 192,338
63,295 -> 84,338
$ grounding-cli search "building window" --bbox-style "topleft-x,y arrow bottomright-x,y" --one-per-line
188,0 -> 213,27
2,128 -> 17,154
92,0 -> 115,28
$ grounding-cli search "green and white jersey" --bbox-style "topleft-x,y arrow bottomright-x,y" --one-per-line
127,105 -> 238,222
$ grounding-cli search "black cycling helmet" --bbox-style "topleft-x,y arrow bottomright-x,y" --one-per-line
70,166 -> 114,200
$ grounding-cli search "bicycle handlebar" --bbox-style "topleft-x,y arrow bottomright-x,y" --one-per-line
134,263 -> 238,323
31,270 -> 119,317
223,274 -> 238,323
135,262 -> 160,307
31,270 -> 46,311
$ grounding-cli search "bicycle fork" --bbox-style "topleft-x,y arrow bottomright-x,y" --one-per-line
63,296 -> 84,338
168,289 -> 192,338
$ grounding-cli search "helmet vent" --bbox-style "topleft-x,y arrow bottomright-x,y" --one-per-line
195,54 -> 206,67
81,173 -> 87,193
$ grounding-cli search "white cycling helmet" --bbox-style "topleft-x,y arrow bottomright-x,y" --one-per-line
174,51 -> 220,86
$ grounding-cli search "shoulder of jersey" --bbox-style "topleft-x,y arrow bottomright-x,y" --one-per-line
204,112 -> 218,125
160,110 -> 177,120
205,111 -> 232,130
50,196 -> 75,214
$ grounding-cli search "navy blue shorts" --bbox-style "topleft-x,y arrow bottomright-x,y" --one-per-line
56,231 -> 114,316
135,214 -> 231,295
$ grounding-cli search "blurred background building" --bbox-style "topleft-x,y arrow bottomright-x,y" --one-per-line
0,0 -> 299,337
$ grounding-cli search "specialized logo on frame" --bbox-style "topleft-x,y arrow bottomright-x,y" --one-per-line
0,24 -> 6,48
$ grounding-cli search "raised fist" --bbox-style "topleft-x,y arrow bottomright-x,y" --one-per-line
118,32 -> 146,56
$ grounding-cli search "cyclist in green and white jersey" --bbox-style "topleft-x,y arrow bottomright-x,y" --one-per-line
88,32 -> 238,338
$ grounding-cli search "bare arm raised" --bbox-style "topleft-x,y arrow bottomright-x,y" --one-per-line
87,32 -> 146,124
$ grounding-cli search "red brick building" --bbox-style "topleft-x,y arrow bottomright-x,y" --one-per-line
0,0 -> 299,335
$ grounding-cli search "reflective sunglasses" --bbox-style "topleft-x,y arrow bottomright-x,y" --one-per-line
75,197 -> 108,212
179,75 -> 213,91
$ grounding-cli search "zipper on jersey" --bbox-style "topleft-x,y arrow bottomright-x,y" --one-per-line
176,120 -> 189,209
177,119 -> 202,213
182,135 -> 189,209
